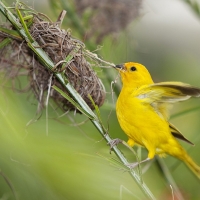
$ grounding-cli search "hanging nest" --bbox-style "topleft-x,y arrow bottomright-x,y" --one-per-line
73,0 -> 142,43
0,9 -> 106,113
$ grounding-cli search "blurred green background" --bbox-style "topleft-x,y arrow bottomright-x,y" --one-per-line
1,0 -> 200,199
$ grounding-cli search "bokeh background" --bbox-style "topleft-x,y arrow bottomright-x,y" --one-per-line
1,0 -> 200,199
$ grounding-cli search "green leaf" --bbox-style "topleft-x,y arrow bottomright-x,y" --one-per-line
52,85 -> 95,120
0,37 -> 12,49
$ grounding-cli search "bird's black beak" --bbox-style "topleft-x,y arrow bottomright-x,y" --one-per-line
115,64 -> 124,70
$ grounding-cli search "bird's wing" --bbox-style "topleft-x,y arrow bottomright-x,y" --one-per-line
135,82 -> 200,120
169,123 -> 194,145
137,82 -> 200,102
150,82 -> 200,99
135,82 -> 197,145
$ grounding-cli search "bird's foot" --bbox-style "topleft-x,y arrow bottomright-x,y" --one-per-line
108,138 -> 123,153
126,158 -> 151,169
126,162 -> 140,169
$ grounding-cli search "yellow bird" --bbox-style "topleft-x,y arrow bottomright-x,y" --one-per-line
115,62 -> 200,178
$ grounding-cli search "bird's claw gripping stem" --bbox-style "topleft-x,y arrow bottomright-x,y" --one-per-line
126,162 -> 140,169
126,158 -> 151,169
108,138 -> 123,153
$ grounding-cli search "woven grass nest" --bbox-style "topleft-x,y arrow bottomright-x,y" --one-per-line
0,11 -> 106,113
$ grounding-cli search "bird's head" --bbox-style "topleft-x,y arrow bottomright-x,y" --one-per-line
115,62 -> 154,87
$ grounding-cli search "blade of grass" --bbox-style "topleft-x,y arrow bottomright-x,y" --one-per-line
156,158 -> 184,200
0,27 -> 22,40
0,169 -> 18,200
0,37 -> 12,49
15,2 -> 34,42
171,105 -> 200,119
52,85 -> 95,119
60,43 -> 82,71
183,0 -> 200,17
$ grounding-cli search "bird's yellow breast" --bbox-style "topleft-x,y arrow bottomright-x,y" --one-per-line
116,86 -> 172,147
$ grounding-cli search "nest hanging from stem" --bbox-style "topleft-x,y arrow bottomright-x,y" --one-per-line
0,9 -> 106,113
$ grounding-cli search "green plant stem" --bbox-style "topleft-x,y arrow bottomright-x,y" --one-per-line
171,105 -> 200,119
183,0 -> 200,17
0,169 -> 18,200
0,1 -> 156,199
156,158 -> 184,200
0,37 -> 12,48
0,26 -> 22,40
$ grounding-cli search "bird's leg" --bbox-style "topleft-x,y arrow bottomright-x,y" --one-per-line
126,157 -> 151,169
109,138 -> 135,150
126,147 -> 155,169
108,138 -> 123,153
127,138 -> 135,147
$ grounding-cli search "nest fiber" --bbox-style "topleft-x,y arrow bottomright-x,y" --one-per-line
0,14 -> 106,112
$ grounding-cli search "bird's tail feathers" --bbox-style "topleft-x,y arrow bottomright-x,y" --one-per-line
183,154 -> 200,179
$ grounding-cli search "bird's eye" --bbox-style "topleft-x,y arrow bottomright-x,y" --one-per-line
130,66 -> 137,71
